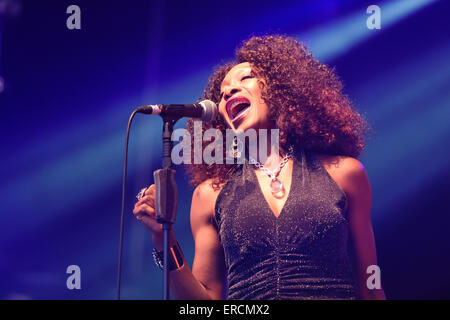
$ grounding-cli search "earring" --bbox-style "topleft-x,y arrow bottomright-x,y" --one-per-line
226,136 -> 242,160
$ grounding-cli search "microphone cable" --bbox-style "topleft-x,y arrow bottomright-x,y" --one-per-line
116,109 -> 138,300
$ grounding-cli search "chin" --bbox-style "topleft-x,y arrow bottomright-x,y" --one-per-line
232,120 -> 254,134
234,119 -> 270,134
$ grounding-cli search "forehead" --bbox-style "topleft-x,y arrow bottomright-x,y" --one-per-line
221,62 -> 252,89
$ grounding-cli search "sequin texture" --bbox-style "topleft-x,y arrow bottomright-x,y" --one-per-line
214,149 -> 358,300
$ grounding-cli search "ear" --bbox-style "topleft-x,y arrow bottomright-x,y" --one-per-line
258,79 -> 266,89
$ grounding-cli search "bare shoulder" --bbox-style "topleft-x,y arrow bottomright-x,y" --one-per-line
314,153 -> 367,179
314,154 -> 371,208
191,179 -> 224,227
192,179 -> 223,207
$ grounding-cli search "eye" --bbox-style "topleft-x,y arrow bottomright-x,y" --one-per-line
241,75 -> 253,81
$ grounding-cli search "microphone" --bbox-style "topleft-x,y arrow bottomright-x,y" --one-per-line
136,99 -> 218,121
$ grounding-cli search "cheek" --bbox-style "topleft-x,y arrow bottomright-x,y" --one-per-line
219,103 -> 233,124
218,103 -> 227,118
255,100 -> 270,116
249,81 -> 266,104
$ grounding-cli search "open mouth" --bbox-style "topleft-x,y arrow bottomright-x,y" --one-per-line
226,97 -> 251,123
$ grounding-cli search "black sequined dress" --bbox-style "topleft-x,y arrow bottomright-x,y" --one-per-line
214,149 -> 358,300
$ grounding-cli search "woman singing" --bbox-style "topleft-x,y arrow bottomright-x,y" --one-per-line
133,35 -> 386,300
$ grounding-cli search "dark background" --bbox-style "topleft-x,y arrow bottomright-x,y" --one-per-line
0,0 -> 449,299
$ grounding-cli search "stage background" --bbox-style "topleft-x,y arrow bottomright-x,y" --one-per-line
0,0 -> 449,299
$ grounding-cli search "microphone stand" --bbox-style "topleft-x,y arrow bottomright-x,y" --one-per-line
153,115 -> 179,300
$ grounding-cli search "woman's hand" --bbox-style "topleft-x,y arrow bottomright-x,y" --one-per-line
131,180 -> 225,300
133,184 -> 165,249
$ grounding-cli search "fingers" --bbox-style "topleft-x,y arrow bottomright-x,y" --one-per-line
133,201 -> 160,231
134,184 -> 162,232
136,195 -> 155,207
135,184 -> 156,208
133,203 -> 156,218
144,184 -> 155,196
137,212 -> 161,233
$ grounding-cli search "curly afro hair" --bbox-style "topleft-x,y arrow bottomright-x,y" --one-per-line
185,35 -> 370,189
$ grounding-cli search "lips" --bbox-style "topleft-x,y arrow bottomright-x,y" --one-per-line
225,97 -> 251,123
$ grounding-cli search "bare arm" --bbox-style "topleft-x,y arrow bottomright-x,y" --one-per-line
189,181 -> 227,299
342,158 -> 386,300
133,180 -> 225,300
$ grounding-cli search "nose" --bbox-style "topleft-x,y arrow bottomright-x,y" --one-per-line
223,86 -> 241,101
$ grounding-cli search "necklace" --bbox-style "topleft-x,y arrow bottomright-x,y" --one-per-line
249,146 -> 294,195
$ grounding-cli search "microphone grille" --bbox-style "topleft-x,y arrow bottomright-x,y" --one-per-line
199,100 -> 218,121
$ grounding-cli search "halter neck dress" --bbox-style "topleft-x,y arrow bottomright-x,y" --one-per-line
214,149 -> 358,299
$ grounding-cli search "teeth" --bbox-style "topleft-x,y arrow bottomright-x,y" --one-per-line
234,106 -> 248,120
227,98 -> 250,120
231,101 -> 241,109
232,103 -> 249,119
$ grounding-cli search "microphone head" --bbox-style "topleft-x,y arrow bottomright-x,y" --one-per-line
198,100 -> 218,121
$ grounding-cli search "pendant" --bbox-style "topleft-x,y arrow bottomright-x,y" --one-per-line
270,178 -> 283,194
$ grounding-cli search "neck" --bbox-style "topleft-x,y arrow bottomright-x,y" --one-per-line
256,129 -> 288,171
